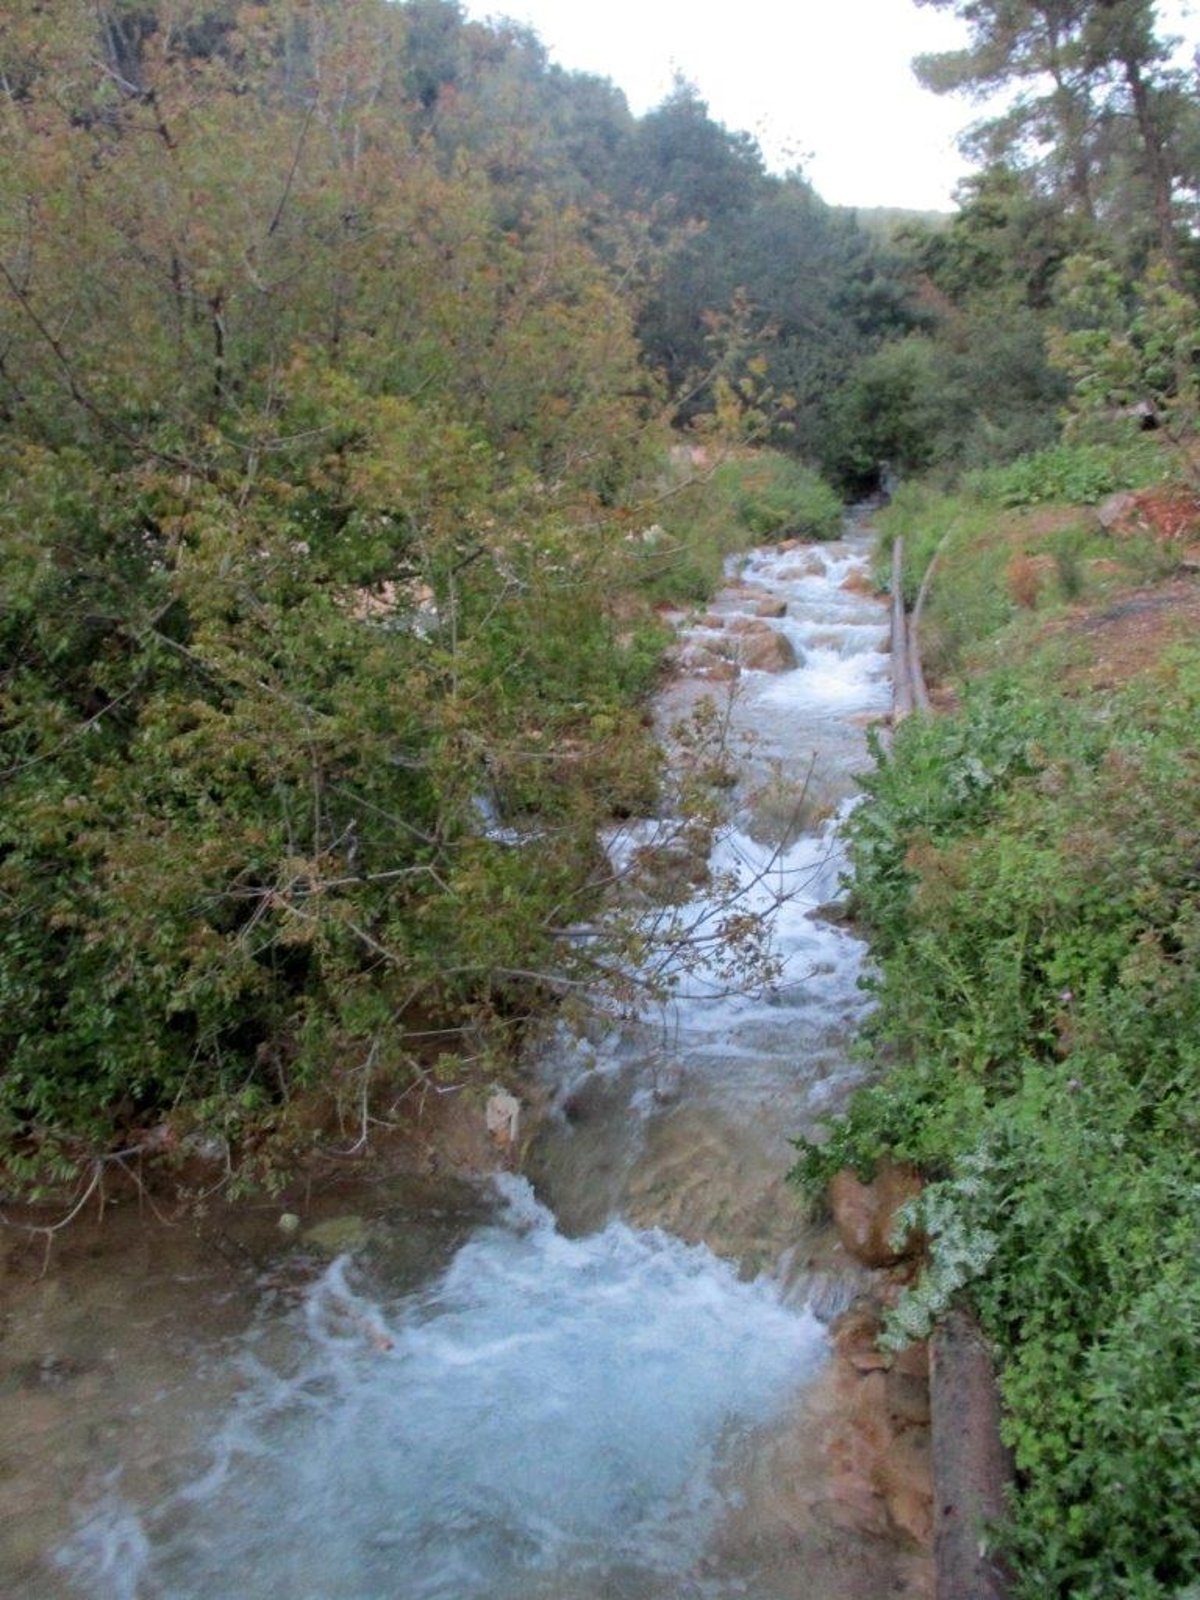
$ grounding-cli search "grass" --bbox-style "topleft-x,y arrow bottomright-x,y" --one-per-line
875,438 -> 1192,686
631,449 -> 843,606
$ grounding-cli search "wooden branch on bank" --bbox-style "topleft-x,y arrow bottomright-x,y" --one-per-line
891,537 -> 914,722
887,532 -> 1012,1595
931,1307 -> 1015,1600
910,531 -> 952,715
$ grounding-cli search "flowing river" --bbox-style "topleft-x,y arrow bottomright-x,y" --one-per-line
0,517 -> 929,1599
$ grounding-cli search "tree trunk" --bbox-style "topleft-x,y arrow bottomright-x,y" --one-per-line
1122,56 -> 1183,285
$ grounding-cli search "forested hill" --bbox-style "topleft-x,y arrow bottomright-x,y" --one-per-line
2,0 -> 1199,1201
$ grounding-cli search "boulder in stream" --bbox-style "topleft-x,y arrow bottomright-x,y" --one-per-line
303,1214 -> 370,1255
737,627 -> 799,673
671,642 -> 740,680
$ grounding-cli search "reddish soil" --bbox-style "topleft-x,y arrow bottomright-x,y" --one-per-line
925,490 -> 1200,705
1110,486 -> 1200,547
1044,576 -> 1200,692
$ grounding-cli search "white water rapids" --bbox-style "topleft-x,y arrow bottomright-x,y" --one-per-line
35,519 -> 904,1600
63,1182 -> 824,1600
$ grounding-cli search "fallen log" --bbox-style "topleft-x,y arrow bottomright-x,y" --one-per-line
930,1307 -> 1014,1599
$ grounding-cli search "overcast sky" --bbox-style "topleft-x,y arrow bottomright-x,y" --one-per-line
460,0 -> 1199,212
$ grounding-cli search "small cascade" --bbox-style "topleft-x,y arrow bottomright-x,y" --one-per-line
31,518 -> 925,1600
61,1181 -> 827,1600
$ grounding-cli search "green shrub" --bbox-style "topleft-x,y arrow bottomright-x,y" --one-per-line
712,454 -> 843,542
645,449 -> 843,605
968,439 -> 1166,507
793,644 -> 1200,1597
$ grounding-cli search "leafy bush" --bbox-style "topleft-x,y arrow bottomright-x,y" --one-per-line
711,454 -> 843,542
820,334 -> 950,487
0,425 -> 675,1191
794,644 -> 1200,1597
968,439 -> 1165,507
643,450 -> 843,605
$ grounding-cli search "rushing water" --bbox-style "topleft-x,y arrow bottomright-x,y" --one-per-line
2,518 -> 916,1600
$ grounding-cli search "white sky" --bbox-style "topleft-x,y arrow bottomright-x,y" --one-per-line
460,0 -> 1199,212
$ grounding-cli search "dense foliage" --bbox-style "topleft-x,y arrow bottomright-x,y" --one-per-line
3,0 -> 1200,1586
793,466 -> 1200,1595
0,4 -> 667,1183
0,0 -> 873,1189
829,0 -> 1200,488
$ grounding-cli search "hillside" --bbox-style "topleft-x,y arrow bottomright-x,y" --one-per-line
795,436 -> 1200,1597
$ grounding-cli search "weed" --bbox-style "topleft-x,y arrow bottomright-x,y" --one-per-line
968,439 -> 1167,508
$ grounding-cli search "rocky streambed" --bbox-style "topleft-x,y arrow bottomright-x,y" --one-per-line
0,516 -> 933,1600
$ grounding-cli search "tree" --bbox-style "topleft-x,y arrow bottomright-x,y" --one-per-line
618,78 -> 765,230
0,0 -> 683,1189
915,0 -> 1196,282
917,0 -> 1101,218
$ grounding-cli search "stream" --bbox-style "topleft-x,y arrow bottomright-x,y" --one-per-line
0,516 -> 928,1599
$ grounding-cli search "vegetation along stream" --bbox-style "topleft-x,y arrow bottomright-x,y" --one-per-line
9,2 -> 1200,1593
1,518 -> 937,1600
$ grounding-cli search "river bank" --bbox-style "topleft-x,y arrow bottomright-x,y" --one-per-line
796,461 -> 1200,1596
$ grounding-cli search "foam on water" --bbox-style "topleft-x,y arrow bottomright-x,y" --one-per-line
59,1179 -> 823,1600
760,643 -> 890,714
54,521 -> 895,1600
608,803 -> 865,1024
542,530 -> 886,1118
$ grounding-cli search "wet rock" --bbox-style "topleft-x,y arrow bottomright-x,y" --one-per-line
841,570 -> 877,597
622,1106 -> 801,1267
833,1303 -> 888,1369
812,898 -> 853,926
629,832 -> 711,901
560,1071 -> 611,1126
14,1354 -> 97,1391
826,1301 -> 935,1555
829,1163 -> 924,1268
846,1343 -> 891,1373
745,775 -> 820,847
672,642 -> 740,680
741,588 -> 782,606
892,1337 -> 931,1380
738,629 -> 799,673
754,598 -> 788,618
888,1370 -> 932,1427
880,1430 -> 935,1547
777,556 -> 826,579
303,1214 -> 369,1255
